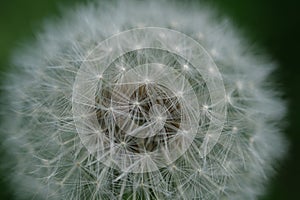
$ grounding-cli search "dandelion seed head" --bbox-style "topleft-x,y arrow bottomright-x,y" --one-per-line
1,0 -> 287,199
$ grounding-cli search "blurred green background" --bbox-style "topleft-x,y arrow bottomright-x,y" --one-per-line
0,0 -> 299,199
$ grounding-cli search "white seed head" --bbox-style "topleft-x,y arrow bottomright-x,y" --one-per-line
1,0 -> 287,200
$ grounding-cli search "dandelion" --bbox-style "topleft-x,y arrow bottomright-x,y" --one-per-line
2,0 -> 287,199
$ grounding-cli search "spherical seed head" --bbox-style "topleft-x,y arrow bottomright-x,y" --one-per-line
2,0 -> 287,200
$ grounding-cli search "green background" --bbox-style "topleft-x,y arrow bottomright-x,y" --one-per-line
0,0 -> 299,199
